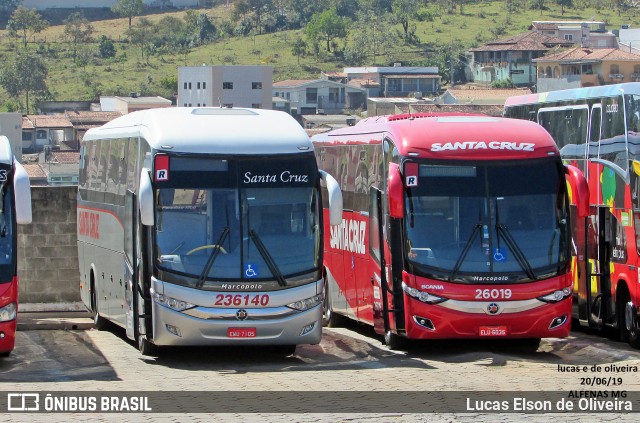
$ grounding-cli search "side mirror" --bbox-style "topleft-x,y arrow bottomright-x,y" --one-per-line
565,164 -> 590,218
319,170 -> 343,226
13,160 -> 32,224
139,168 -> 155,226
388,163 -> 404,219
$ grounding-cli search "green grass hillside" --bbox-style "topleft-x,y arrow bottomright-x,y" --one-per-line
0,2 -> 639,111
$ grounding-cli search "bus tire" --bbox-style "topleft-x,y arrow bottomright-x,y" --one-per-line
384,330 -> 405,350
91,278 -> 109,331
138,335 -> 159,356
624,301 -> 640,349
0,351 -> 10,358
323,277 -> 343,328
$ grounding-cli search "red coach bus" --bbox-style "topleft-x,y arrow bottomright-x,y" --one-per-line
504,83 -> 640,348
312,114 -> 589,349
0,136 -> 32,357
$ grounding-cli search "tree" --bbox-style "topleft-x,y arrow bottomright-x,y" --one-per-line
6,6 -> 49,48
98,35 -> 117,59
555,0 -> 573,15
63,12 -> 95,63
305,8 -> 348,52
391,0 -> 419,38
291,37 -> 306,64
127,17 -> 154,60
0,50 -> 49,114
112,0 -> 144,29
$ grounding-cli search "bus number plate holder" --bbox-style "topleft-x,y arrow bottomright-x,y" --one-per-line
479,326 -> 507,336
227,328 -> 257,338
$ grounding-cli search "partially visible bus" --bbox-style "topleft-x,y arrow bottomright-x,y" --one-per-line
504,83 -> 640,347
0,135 -> 32,357
77,107 -> 342,356
312,114 -> 588,349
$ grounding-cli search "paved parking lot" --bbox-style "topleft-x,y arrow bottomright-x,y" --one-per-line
2,318 -> 640,422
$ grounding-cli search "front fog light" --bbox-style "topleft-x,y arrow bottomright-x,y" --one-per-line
300,322 -> 316,336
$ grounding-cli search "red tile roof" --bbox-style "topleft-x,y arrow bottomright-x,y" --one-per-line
22,164 -> 47,180
535,46 -> 640,62
51,151 -> 80,164
24,115 -> 73,128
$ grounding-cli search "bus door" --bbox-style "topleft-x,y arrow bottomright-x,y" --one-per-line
370,187 -> 389,335
583,103 -> 612,327
124,190 -> 137,340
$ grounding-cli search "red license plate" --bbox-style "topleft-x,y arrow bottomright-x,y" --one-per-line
479,326 -> 507,336
227,328 -> 257,338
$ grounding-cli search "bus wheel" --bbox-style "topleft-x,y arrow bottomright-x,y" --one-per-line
91,282 -> 109,331
624,301 -> 640,349
384,330 -> 405,350
272,345 -> 297,357
0,351 -> 10,358
138,335 -> 159,356
323,278 -> 343,328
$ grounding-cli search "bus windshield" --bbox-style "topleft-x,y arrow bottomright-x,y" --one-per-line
0,173 -> 14,282
154,155 -> 321,289
404,159 -> 569,283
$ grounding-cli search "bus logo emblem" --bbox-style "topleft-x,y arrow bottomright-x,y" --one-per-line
487,303 -> 500,314
236,309 -> 248,320
406,176 -> 418,187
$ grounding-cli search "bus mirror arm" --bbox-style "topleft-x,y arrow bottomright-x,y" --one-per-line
565,164 -> 590,218
388,163 -> 404,219
319,170 -> 343,226
139,168 -> 155,226
13,159 -> 32,224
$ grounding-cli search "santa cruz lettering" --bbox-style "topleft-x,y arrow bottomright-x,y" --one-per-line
243,171 -> 309,184
430,141 -> 535,152
330,219 -> 366,255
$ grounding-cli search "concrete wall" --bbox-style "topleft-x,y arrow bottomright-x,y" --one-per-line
17,186 -> 79,304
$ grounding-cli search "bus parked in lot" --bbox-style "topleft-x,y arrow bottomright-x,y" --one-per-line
312,114 -> 588,349
77,107 -> 342,355
0,135 -> 32,357
504,83 -> 640,347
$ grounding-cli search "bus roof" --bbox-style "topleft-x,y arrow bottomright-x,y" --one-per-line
504,82 -> 640,108
312,114 -> 559,160
83,107 -> 312,155
0,135 -> 12,165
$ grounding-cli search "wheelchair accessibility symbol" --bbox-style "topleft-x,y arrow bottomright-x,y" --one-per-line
493,248 -> 506,262
245,263 -> 259,278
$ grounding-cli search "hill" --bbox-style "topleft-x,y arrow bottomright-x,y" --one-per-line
0,1 -> 639,111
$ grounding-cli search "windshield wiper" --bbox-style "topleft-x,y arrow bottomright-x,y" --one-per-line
496,223 -> 536,280
249,229 -> 287,287
197,227 -> 230,288
449,223 -> 482,282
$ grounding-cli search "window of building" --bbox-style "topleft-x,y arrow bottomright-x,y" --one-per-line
197,82 -> 201,89
188,82 -> 192,89
184,82 -> 188,89
252,103 -> 261,109
183,103 -> 187,107
564,34 -> 573,41
203,82 -> 206,89
634,65 -> 640,74
197,103 -> 201,107
252,82 -> 262,89
223,103 -> 233,108
611,64 -> 620,74
223,82 -> 233,89
306,88 -> 318,103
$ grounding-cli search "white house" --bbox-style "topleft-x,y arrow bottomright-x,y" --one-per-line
343,66 -> 441,98
272,79 -> 366,115
178,66 -> 272,110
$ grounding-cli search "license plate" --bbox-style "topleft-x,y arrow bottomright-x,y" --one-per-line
227,328 -> 257,338
479,326 -> 507,336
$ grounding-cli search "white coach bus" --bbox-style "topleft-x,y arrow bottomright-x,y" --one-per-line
77,107 -> 342,355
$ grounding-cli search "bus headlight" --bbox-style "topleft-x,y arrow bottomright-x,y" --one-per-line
0,303 -> 17,322
287,294 -> 323,311
402,282 -> 447,305
151,289 -> 196,312
538,287 -> 572,303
